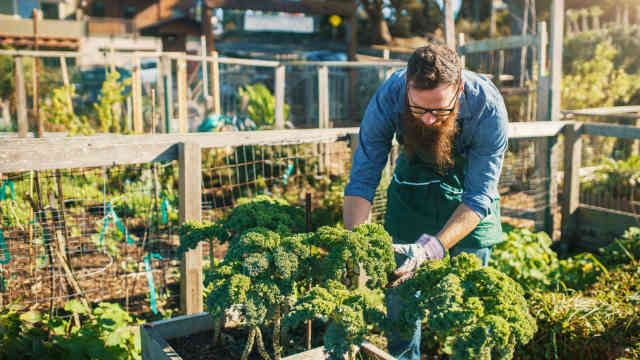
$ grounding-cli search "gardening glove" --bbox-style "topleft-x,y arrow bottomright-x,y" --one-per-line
390,234 -> 445,287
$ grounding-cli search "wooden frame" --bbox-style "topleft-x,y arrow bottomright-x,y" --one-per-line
1,121 -> 638,312
140,312 -> 394,360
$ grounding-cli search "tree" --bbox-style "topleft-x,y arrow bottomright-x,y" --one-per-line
359,0 -> 393,44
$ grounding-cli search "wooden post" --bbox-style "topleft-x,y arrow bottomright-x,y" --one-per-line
14,56 -> 28,137
200,36 -> 209,101
164,56 -> 174,133
133,55 -> 143,133
157,55 -> 167,134
443,0 -> 455,48
347,15 -> 358,125
59,56 -> 73,114
458,33 -> 466,69
177,56 -> 188,133
210,51 -> 221,115
274,65 -> 286,129
318,66 -> 329,129
549,0 -> 564,123
33,9 -> 42,138
519,0 -> 530,87
179,142 -> 203,315
561,122 -> 582,246
534,21 -> 550,234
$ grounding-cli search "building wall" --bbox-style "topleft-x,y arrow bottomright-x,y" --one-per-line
0,17 -> 86,37
0,1 -> 15,16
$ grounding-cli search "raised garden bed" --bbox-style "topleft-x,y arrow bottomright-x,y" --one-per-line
140,312 -> 394,360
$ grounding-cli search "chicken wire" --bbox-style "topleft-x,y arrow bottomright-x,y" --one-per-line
0,163 -> 181,317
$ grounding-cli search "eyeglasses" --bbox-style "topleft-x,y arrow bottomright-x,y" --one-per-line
407,81 -> 462,120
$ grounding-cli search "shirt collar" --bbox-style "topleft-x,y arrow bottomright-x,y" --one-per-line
458,88 -> 472,119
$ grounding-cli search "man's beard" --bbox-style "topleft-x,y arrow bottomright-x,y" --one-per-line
401,105 -> 459,170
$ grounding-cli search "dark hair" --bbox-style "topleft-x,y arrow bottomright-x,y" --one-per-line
407,44 -> 461,90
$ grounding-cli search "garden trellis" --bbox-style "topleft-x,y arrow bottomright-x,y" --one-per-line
2,121 -> 638,316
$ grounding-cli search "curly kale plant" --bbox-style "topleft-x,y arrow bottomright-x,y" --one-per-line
207,228 -> 313,360
222,196 -> 306,242
285,280 -> 385,360
311,224 -> 395,289
178,196 -> 305,257
393,252 -> 537,360
285,224 -> 395,360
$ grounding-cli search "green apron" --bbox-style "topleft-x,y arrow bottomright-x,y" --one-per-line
384,147 -> 503,249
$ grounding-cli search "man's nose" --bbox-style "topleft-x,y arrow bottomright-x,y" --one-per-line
421,112 -> 436,126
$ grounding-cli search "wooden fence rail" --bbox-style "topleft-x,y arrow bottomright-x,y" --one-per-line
3,121 -> 638,313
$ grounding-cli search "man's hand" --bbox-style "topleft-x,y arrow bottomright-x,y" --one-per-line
390,234 -> 445,287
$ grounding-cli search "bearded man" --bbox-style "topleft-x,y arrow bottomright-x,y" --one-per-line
343,44 -> 508,360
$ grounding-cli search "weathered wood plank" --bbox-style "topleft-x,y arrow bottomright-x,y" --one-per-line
507,121 -> 568,139
140,325 -> 181,360
562,105 -> 640,117
177,57 -> 188,134
444,0 -> 455,48
457,34 -> 537,54
14,56 -> 28,138
0,123 -> 569,173
549,0 -> 564,122
210,51 -> 221,114
286,61 -> 407,68
133,55 -> 144,134
203,0 -> 358,17
179,142 -> 203,315
583,123 -> 640,140
274,65 -> 286,129
575,205 -> 640,250
147,312 -> 216,340
318,66 -> 329,129
561,122 -> 583,245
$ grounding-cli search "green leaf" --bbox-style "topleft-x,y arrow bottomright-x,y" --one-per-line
19,310 -> 42,324
65,299 -> 88,315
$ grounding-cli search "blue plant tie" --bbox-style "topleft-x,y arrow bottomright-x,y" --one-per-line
282,163 -> 294,185
0,180 -> 14,201
97,213 -> 111,248
0,230 -> 10,265
31,217 -> 47,266
144,253 -> 163,315
98,203 -> 134,245
161,197 -> 169,225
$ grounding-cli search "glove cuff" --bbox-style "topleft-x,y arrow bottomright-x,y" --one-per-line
416,234 -> 445,260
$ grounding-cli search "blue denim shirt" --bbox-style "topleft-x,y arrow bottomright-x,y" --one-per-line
345,69 -> 509,220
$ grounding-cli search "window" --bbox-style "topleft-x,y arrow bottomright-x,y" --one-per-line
123,5 -> 136,19
91,1 -> 105,17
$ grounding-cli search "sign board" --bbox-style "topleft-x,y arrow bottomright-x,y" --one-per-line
244,12 -> 314,33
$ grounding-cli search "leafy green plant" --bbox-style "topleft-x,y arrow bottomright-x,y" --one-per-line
0,301 -> 141,360
286,281 -> 385,360
596,227 -> 640,268
393,252 -> 537,360
238,83 -> 289,128
94,71 -> 131,134
580,156 -> 640,200
562,40 -> 640,110
489,229 -> 558,292
207,228 -> 313,360
40,85 -> 93,135
490,229 -> 608,293
179,195 -> 306,259
519,261 -> 640,360
285,224 -> 394,360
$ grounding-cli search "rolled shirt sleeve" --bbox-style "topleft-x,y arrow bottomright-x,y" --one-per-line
462,98 -> 509,220
344,72 -> 402,202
